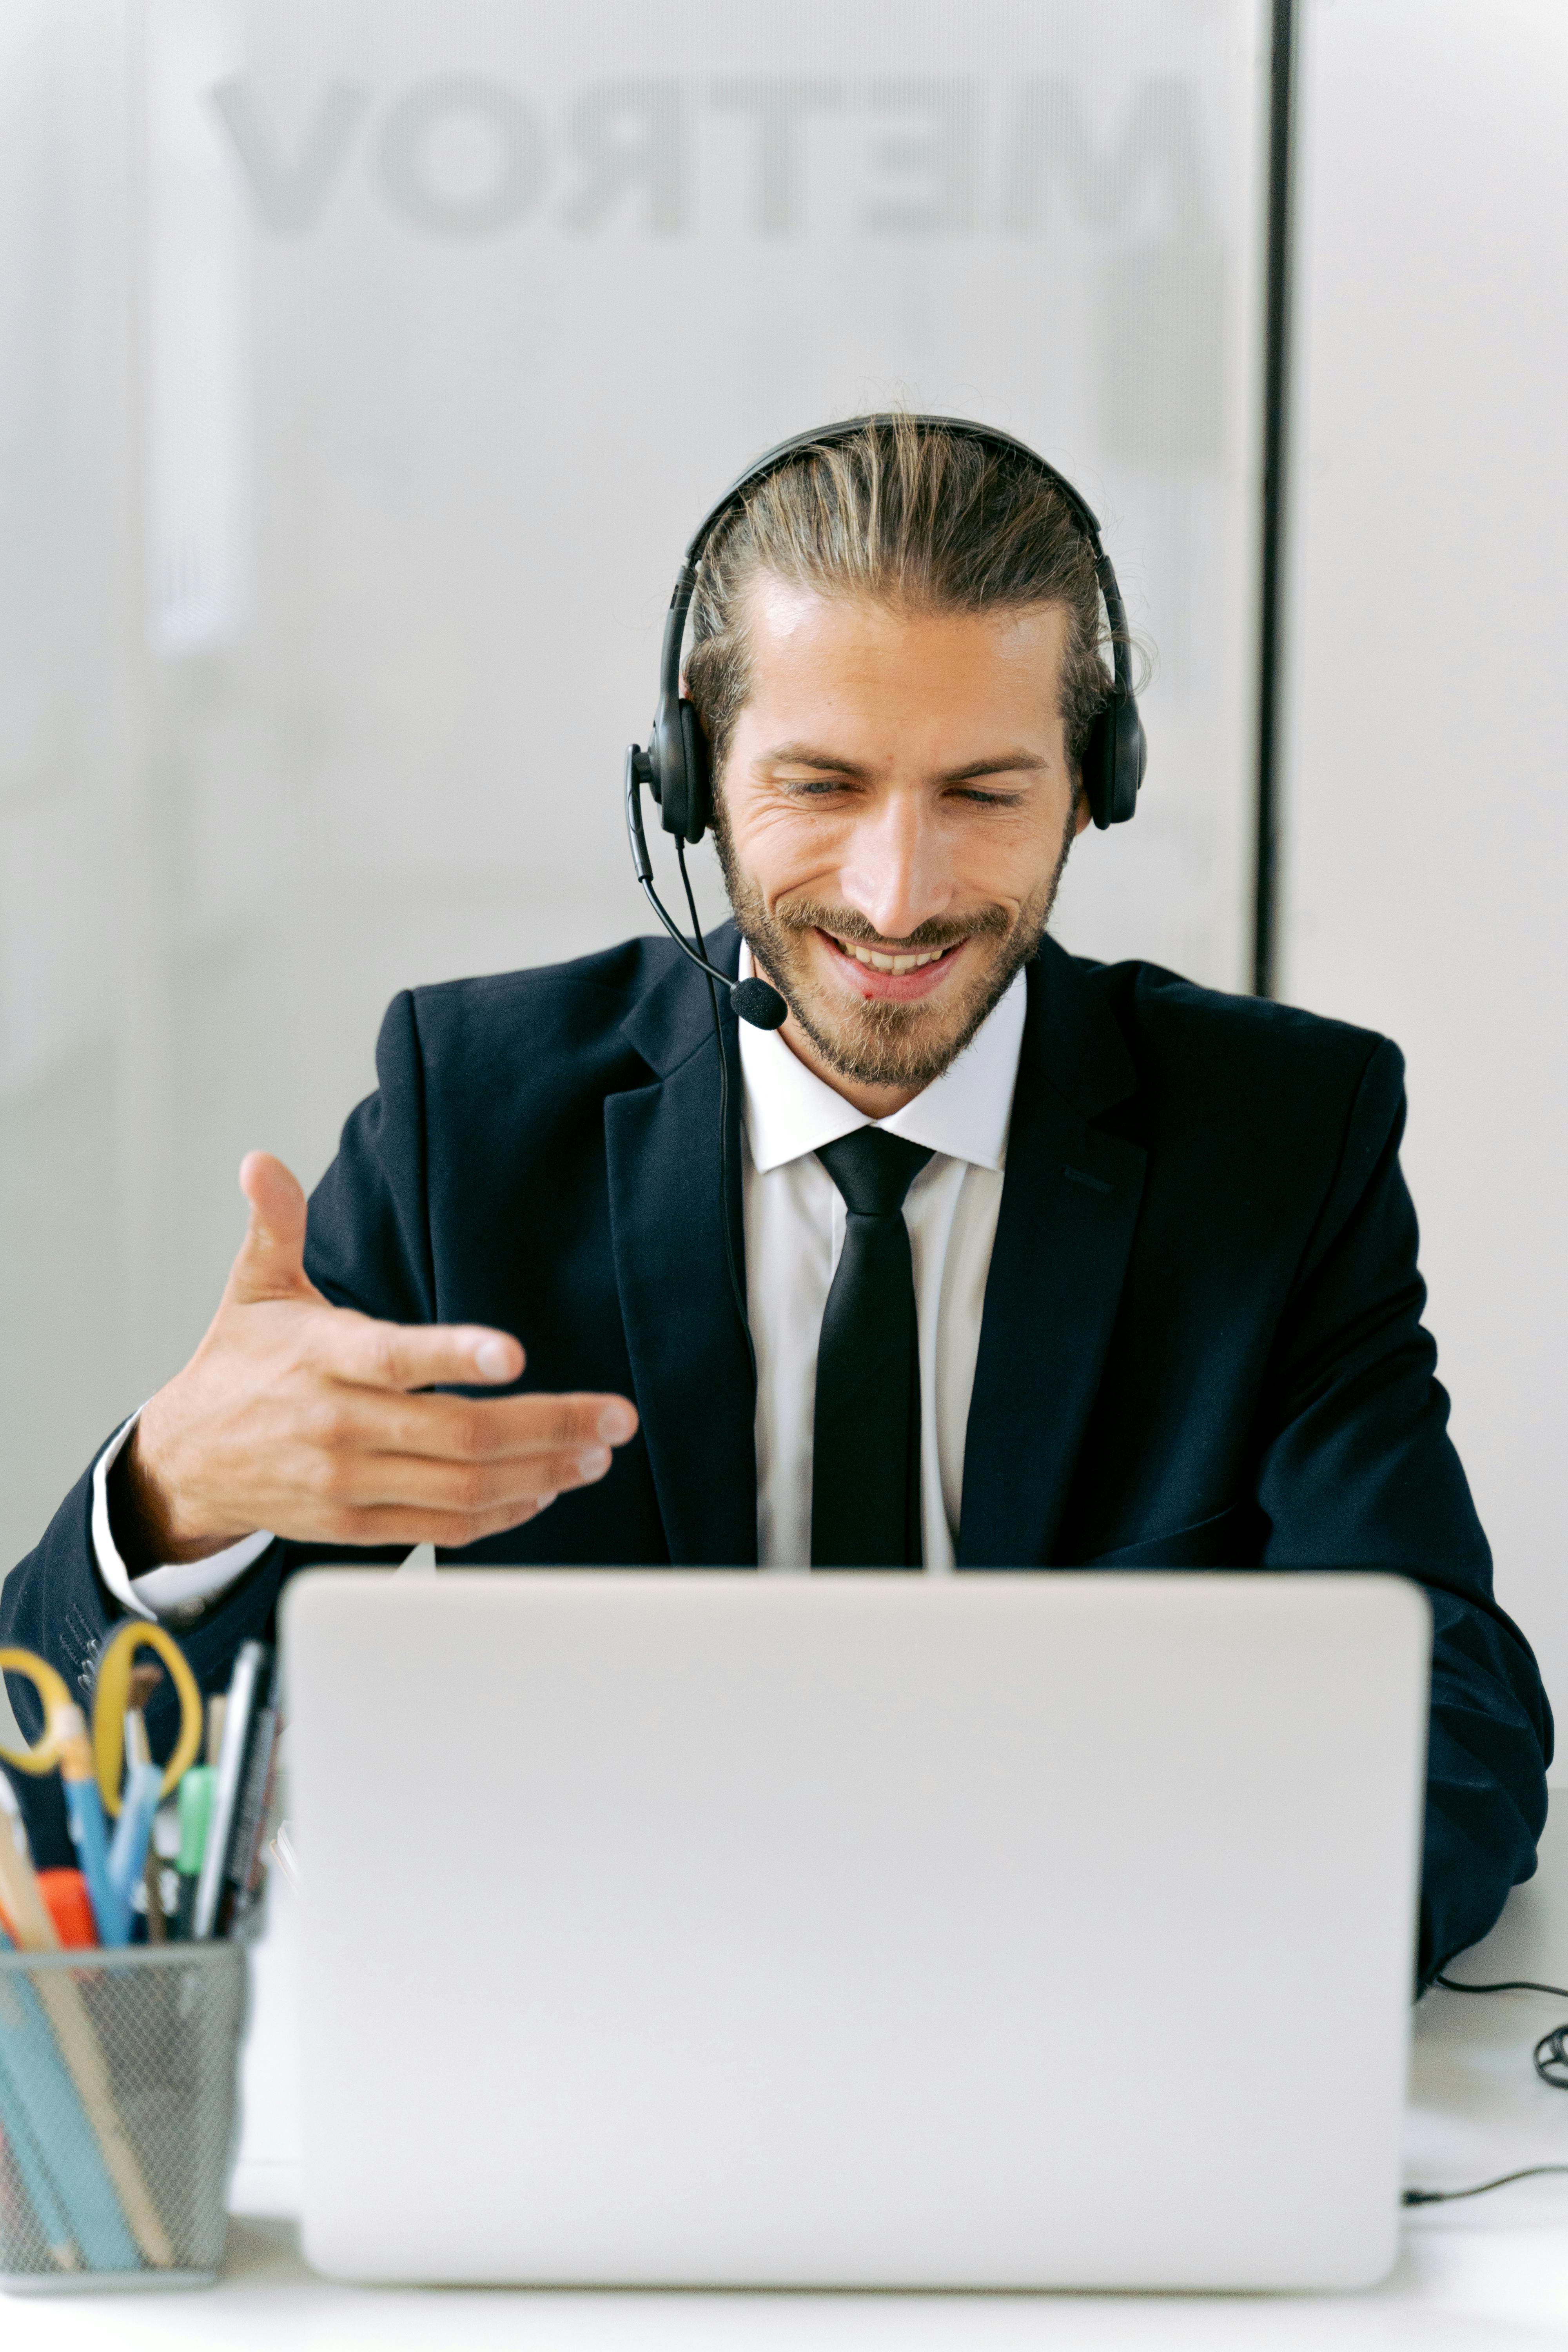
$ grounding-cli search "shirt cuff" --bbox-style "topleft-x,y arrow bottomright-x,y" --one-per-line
91,1410 -> 275,1626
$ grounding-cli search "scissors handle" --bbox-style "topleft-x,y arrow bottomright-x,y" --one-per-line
1,1627 -> 204,1813
91,1623 -> 204,1816
0,1649 -> 74,1775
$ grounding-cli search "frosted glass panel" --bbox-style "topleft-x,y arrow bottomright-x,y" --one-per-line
1,0 -> 1269,1564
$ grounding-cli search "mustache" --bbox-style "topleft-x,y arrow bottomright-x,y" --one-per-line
771,900 -> 1012,952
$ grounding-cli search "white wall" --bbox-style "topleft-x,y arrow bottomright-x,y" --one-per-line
1281,0 -> 1568,1771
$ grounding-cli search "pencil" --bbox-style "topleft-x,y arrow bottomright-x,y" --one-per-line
0,1806 -> 172,2267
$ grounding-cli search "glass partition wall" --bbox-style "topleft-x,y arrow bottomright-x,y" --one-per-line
1,1 -> 1272,1596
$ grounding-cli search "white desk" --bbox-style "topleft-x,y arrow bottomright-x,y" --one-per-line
11,1815 -> 1568,2347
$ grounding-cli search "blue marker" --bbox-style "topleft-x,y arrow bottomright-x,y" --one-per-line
107,1760 -> 164,1935
53,1707 -> 121,1946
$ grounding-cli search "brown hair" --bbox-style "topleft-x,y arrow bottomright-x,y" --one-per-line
684,414 -> 1115,789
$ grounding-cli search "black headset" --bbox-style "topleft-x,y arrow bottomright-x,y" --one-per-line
624,413 -> 1146,1031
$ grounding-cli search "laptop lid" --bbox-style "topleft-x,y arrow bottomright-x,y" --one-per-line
283,1569 -> 1428,2290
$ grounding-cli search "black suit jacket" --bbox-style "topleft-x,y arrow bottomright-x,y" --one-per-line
4,931 -> 1552,1976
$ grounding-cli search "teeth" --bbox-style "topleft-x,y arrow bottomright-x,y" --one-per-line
842,941 -> 955,975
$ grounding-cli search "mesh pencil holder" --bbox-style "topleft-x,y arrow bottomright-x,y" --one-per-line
0,1941 -> 247,2292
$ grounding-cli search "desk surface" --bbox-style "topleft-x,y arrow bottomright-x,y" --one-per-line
10,1815 -> 1568,2347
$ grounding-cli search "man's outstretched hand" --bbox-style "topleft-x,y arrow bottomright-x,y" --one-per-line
111,1152 -> 639,1572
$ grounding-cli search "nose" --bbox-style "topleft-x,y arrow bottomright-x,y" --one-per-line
837,790 -> 955,943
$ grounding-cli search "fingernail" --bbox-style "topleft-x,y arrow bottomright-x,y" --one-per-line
474,1338 -> 514,1381
577,1446 -> 612,1481
597,1404 -> 636,1444
534,1493 -> 557,1515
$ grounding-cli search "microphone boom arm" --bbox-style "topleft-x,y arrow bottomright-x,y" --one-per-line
623,746 -> 787,1030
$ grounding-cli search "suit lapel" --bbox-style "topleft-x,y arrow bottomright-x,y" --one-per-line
957,944 -> 1147,1567
606,935 -> 759,1566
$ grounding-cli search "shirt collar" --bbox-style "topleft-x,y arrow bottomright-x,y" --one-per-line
735,942 -> 1027,1176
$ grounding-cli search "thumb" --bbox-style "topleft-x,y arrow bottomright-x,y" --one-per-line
226,1152 -> 317,1305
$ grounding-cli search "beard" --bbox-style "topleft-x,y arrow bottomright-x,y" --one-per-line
710,798 -> 1079,1093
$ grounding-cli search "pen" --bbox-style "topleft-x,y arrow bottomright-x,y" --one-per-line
107,1686 -> 166,1935
0,1928 -> 80,2270
0,1820 -> 142,2270
143,1841 -> 168,1945
172,1765 -> 214,1941
220,1651 -> 281,1935
53,1705 -> 122,1947
0,1786 -> 58,1954
35,1869 -> 97,1950
0,1925 -> 85,2271
193,1643 -> 270,1942
125,1663 -> 171,1943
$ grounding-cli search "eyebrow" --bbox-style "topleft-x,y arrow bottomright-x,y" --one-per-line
760,744 -> 1048,783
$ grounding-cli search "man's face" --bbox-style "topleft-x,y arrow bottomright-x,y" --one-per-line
710,580 -> 1089,1106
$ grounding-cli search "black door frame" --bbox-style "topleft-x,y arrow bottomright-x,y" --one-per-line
1252,0 -> 1299,998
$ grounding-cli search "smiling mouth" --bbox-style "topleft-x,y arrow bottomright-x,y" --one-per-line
822,931 -> 965,977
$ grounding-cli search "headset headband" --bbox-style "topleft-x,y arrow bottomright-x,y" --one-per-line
659,412 -> 1134,715
684,413 -> 1102,567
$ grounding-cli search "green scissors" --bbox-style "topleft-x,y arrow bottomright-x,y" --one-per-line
0,1621 -> 203,1815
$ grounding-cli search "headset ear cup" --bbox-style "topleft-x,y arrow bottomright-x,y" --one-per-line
650,693 -> 710,842
1082,710 -> 1109,829
650,690 -> 690,840
679,700 -> 711,844
1083,695 -> 1146,830
1109,695 -> 1146,824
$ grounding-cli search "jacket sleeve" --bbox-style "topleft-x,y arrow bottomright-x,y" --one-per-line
1,993 -> 436,1867
301,990 -> 439,1325
1255,1038 -> 1552,1980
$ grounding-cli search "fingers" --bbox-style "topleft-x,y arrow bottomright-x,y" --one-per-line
283,1497 -> 567,1552
323,1312 -> 528,1394
263,1412 -> 631,1551
269,1385 -> 639,1548
227,1154 -> 316,1306
298,1439 -> 614,1518
260,1381 -> 639,1556
307,1385 -> 637,1463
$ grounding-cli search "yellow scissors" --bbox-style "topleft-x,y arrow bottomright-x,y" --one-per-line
0,1622 -> 203,1815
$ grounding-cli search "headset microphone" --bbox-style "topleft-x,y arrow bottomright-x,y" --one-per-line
624,746 -> 788,1029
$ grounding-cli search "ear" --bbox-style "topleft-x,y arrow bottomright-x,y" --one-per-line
1072,785 -> 1094,837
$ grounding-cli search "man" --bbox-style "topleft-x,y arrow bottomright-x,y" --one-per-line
2,416 -> 1550,1978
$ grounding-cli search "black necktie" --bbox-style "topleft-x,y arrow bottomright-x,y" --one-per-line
811,1129 -> 934,1569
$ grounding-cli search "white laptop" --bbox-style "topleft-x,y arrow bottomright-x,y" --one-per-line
281,1568 -> 1429,2291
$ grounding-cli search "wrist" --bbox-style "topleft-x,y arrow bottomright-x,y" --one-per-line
109,1404 -> 252,1572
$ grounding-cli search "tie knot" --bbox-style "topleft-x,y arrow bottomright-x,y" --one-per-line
816,1128 -> 934,1219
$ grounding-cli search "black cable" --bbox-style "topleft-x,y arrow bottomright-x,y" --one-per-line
1402,1971 -> 1568,2205
1403,2165 -> 1568,2207
1536,2024 -> 1568,2088
1433,1971 -> 1568,2092
1434,1973 -> 1568,2000
675,836 -> 757,1385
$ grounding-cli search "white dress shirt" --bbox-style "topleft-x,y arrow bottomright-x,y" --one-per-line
92,954 -> 1027,1614
92,1413 -> 271,1624
739,949 -> 1026,1571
